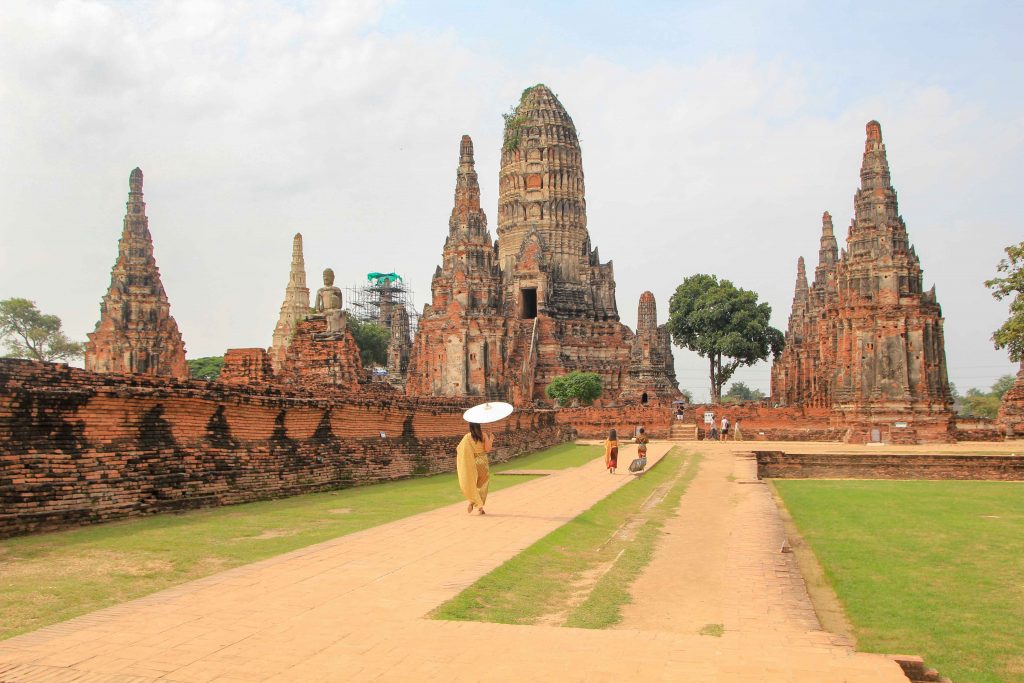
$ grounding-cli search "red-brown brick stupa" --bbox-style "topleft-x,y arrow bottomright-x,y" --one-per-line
771,122 -> 954,443
85,168 -> 189,379
408,86 -> 675,404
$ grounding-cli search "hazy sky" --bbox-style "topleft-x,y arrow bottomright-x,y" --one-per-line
1,0 -> 1021,401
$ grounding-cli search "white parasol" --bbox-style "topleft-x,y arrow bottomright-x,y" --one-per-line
462,401 -> 514,424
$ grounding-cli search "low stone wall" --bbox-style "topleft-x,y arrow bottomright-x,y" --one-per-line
0,359 -> 571,538
557,403 -> 849,441
954,417 -> 1005,442
555,404 -> 674,438
755,450 -> 1024,480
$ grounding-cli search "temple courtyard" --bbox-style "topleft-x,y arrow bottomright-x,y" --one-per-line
4,440 -> 1020,682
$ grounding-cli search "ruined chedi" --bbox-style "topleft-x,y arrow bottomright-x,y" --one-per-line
85,168 -> 189,379
269,233 -> 311,372
409,86 -> 661,403
406,135 -> 506,398
619,292 -> 682,403
771,121 -> 954,442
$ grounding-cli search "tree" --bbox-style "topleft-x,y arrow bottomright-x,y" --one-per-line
348,317 -> 389,367
667,274 -> 784,404
0,298 -> 84,362
545,371 -> 603,406
986,241 -> 1024,362
723,381 -> 765,403
188,356 -> 224,381
958,375 -> 1016,419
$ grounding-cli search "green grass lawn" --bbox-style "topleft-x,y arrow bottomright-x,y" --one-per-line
432,447 -> 700,628
773,480 -> 1024,683
492,441 -> 602,472
0,441 -> 595,640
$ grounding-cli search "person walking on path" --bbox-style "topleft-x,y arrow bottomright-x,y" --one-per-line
604,429 -> 619,474
721,416 -> 730,441
635,427 -> 649,457
457,422 -> 493,515
734,419 -> 743,441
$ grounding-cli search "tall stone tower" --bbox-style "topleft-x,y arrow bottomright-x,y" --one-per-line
771,122 -> 954,442
269,233 -> 310,372
85,168 -> 189,378
619,292 -> 682,403
408,87 -> 673,404
406,135 -> 507,397
497,84 -> 618,321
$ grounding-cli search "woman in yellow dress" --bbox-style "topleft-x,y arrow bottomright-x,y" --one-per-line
456,422 -> 494,515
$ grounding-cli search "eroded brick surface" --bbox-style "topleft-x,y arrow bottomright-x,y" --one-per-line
771,122 -> 955,443
84,168 -> 188,379
0,359 -> 570,538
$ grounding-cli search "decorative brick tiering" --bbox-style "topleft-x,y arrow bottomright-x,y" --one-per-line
276,317 -> 365,391
408,87 -> 678,404
756,450 -> 1024,480
770,122 -> 955,443
997,361 -> 1024,437
220,348 -> 274,385
619,292 -> 683,404
0,359 -> 571,538
84,168 -> 189,379
269,233 -> 311,372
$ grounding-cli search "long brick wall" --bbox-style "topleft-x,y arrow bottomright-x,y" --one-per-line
0,360 -> 571,538
755,451 -> 1024,480
559,403 -> 845,441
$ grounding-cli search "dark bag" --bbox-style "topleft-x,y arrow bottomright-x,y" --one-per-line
628,456 -> 647,473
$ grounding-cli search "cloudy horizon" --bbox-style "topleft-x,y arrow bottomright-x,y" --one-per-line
1,0 -> 1021,401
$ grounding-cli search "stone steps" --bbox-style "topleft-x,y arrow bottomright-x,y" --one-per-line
669,422 -> 699,441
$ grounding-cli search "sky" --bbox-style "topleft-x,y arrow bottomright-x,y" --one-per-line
1,0 -> 1021,401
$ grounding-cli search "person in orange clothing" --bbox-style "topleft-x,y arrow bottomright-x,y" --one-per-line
604,429 -> 619,474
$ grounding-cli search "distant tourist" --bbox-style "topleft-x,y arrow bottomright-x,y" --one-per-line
734,419 -> 743,442
457,422 -> 494,515
709,425 -> 718,441
604,429 -> 619,475
721,416 -> 730,441
635,426 -> 649,458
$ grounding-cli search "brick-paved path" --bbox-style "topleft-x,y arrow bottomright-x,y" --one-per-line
0,443 -> 908,682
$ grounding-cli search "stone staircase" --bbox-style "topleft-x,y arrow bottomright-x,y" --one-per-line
669,421 -> 699,441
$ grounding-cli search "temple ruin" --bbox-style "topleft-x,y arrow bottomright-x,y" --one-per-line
269,233 -> 311,372
408,86 -> 672,404
770,121 -> 955,442
85,168 -> 189,379
619,292 -> 682,404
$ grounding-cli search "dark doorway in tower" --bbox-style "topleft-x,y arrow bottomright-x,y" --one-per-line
641,392 -> 649,404
521,288 -> 537,319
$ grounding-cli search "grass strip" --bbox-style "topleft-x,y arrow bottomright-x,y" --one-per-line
431,448 -> 700,627
773,479 -> 1024,683
0,442 -> 595,640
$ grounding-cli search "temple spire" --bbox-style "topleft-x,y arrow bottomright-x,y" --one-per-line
270,232 -> 311,372
85,168 -> 188,378
452,135 -> 482,226
815,211 -> 839,283
860,120 -> 891,192
637,291 -> 657,333
793,256 -> 809,304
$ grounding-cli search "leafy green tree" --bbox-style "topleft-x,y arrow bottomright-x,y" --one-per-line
0,298 -> 84,362
991,374 -> 1016,398
188,356 -> 224,381
723,381 -> 765,403
986,241 -> 1024,362
348,317 -> 390,367
546,371 -> 603,407
958,375 -> 1016,419
667,274 -> 784,404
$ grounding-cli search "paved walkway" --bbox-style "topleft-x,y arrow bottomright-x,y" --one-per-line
0,442 -> 908,682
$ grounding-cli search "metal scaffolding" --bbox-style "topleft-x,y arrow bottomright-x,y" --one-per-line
344,273 -> 420,337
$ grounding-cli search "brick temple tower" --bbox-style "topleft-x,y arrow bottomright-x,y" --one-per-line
408,86 -> 666,404
771,122 -> 954,442
85,168 -> 189,379
269,233 -> 311,372
406,135 -> 506,397
619,292 -> 682,403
